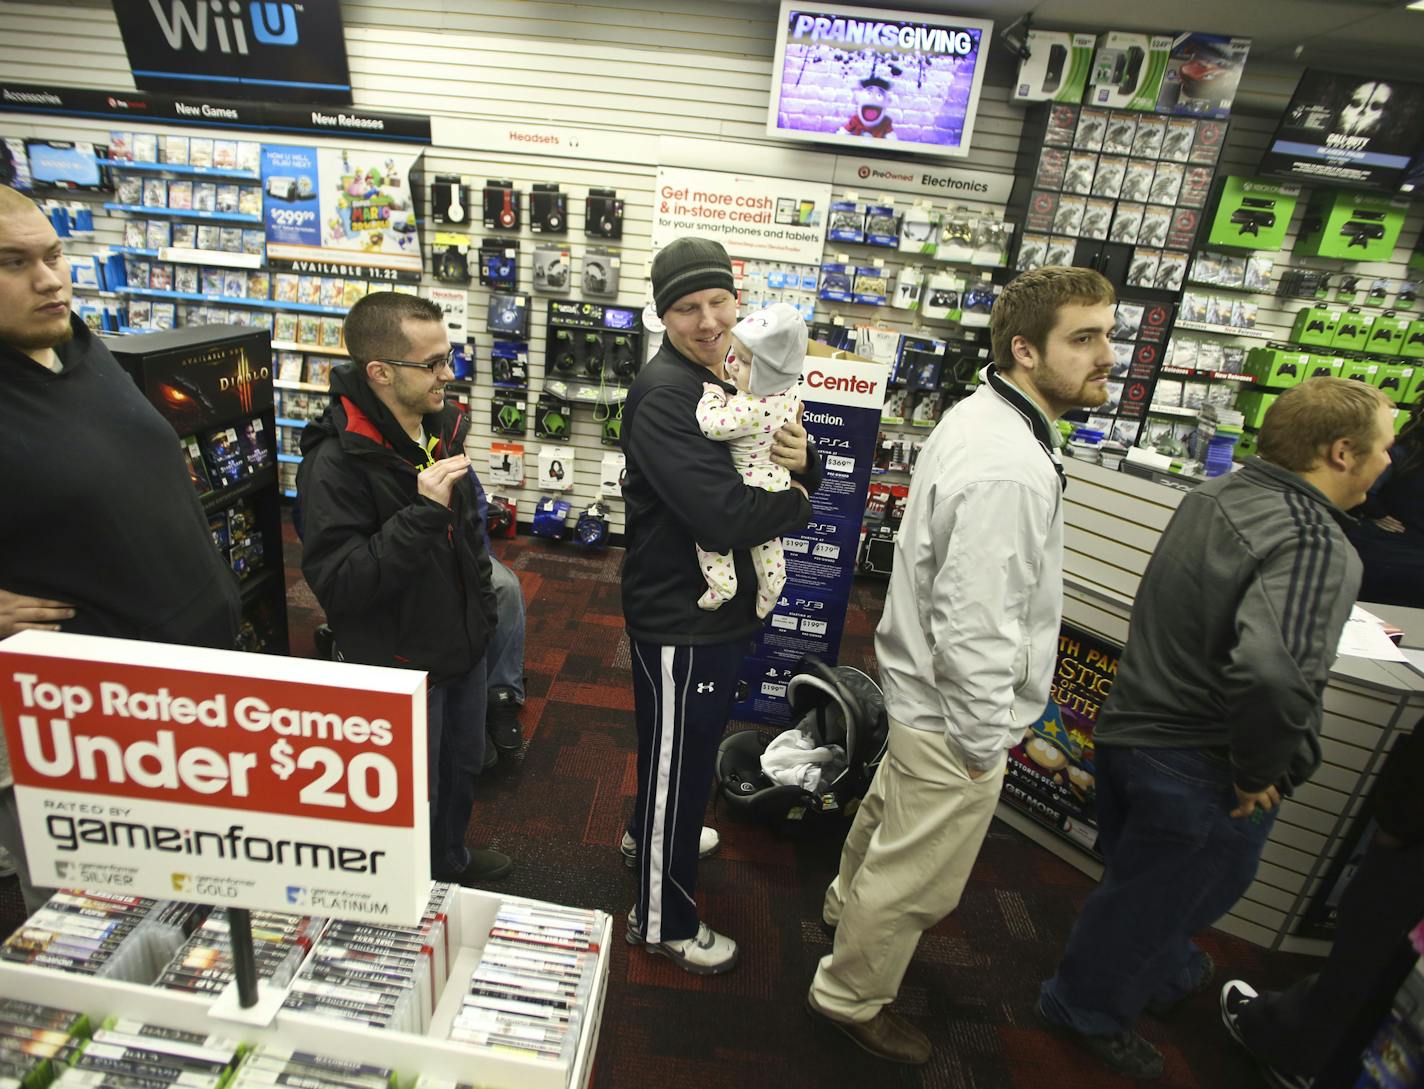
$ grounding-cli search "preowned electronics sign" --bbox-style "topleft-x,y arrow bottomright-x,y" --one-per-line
0,631 -> 429,924
111,0 -> 353,104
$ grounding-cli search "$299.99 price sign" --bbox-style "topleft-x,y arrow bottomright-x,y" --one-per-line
0,632 -> 429,924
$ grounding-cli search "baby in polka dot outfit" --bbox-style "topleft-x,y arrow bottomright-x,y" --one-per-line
695,302 -> 805,617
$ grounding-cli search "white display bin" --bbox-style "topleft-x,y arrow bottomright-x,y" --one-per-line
0,888 -> 610,1089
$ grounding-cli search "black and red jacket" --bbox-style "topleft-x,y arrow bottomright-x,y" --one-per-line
296,363 -> 496,683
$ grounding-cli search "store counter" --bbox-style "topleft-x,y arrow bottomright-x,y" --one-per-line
997,457 -> 1424,954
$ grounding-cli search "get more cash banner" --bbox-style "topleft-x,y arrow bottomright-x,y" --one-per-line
0,632 -> 428,924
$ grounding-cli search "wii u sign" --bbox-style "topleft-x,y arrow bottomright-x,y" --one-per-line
112,0 -> 352,104
147,0 -> 303,54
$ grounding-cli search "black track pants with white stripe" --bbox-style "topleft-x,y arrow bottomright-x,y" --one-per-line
628,638 -> 747,944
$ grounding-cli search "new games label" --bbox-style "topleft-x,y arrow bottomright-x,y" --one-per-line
0,631 -> 429,924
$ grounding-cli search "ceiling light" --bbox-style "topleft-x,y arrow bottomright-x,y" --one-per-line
1409,1 -> 1424,11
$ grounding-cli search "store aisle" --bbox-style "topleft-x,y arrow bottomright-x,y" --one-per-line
0,518 -> 1320,1088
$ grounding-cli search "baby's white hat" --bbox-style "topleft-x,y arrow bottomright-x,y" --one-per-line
732,302 -> 807,396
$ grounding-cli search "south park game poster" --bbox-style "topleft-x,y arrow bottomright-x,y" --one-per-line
1002,623 -> 1119,855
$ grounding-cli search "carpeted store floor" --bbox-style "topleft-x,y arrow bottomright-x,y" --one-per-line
0,518 -> 1321,1088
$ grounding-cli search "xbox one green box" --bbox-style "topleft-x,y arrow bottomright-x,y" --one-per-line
1294,190 -> 1407,262
1207,176 -> 1300,251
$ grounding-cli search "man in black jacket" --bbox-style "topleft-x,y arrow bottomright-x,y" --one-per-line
296,292 -> 508,886
1221,717 -> 1424,1089
621,237 -> 820,974
0,185 -> 240,911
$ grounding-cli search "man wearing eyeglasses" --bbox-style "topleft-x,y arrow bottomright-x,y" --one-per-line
297,291 -> 510,886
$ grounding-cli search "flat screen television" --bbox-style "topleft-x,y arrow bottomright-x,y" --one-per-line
24,140 -> 106,190
1258,70 -> 1424,192
766,2 -> 993,159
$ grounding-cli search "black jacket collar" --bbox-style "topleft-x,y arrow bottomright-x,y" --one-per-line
305,362 -> 467,464
985,366 -> 1067,492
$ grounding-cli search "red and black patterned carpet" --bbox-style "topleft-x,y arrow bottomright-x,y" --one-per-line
0,522 -> 1319,1088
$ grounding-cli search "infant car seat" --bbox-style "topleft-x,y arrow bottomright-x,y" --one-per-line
715,655 -> 888,836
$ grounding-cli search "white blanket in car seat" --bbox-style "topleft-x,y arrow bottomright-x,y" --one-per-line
759,728 -> 847,792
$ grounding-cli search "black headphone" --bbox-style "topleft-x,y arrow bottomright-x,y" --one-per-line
553,329 -> 576,373
487,496 -> 514,536
584,260 -> 608,294
548,458 -> 565,481
434,247 -> 468,283
610,335 -> 635,378
582,333 -> 605,377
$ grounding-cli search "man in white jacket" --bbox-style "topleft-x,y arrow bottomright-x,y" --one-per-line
806,266 -> 1117,1064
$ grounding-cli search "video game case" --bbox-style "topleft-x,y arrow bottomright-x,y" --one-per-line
90,1032 -> 237,1071
487,921 -> 597,953
466,978 -> 581,1016
481,936 -> 593,973
233,1066 -> 387,1089
8,919 -> 130,953
238,419 -> 273,473
199,427 -> 248,488
25,902 -> 139,933
181,435 -> 213,494
448,1006 -> 574,1046
55,1070 -> 215,1089
479,940 -> 593,978
459,991 -> 578,1026
78,1040 -> 230,1076
275,991 -> 401,1030
99,1021 -> 235,1055
298,962 -> 414,1007
242,1046 -> 394,1088
0,1033 -> 83,1064
451,1013 -> 574,1058
493,909 -> 595,940
0,1002 -> 88,1037
445,1025 -> 564,1062
74,1046 -> 223,1087
57,1068 -> 223,1089
0,1023 -> 77,1053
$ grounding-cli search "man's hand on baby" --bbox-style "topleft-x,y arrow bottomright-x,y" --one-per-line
771,416 -> 810,474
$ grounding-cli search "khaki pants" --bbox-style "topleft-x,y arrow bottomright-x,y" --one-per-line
809,717 -> 1005,1022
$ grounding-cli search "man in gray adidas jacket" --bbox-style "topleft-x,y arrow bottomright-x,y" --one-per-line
1039,378 -> 1397,1080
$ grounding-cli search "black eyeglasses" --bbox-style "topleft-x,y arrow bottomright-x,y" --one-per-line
377,349 -> 457,374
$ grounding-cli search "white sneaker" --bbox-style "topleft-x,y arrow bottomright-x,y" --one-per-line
625,907 -> 739,975
620,826 -> 720,868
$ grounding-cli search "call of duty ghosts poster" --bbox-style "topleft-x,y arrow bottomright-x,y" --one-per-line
1002,624 -> 1119,855
1259,70 -> 1424,190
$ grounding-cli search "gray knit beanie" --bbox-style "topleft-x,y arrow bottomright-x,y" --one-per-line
651,237 -> 735,317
